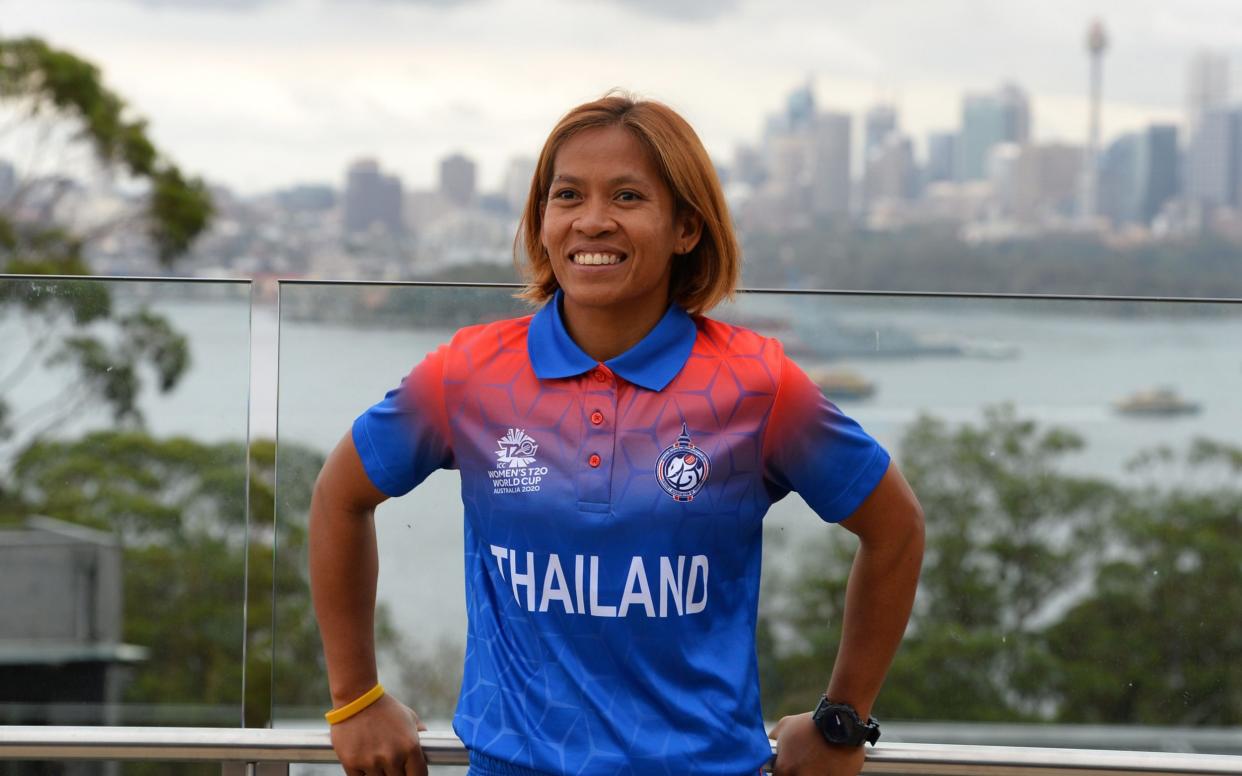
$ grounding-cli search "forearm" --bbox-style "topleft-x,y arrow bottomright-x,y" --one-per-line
825,516 -> 924,718
309,483 -> 382,706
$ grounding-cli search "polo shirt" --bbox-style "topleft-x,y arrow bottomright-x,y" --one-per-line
352,290 -> 891,776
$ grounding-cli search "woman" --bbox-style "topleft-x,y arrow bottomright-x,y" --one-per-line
309,93 -> 924,776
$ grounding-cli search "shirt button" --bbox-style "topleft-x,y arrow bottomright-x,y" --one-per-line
590,410 -> 604,425
592,369 -> 608,383
588,453 -> 601,468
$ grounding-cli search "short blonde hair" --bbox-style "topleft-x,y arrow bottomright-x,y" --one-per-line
515,92 -> 740,316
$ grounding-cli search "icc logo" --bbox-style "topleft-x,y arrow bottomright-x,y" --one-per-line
495,428 -> 539,468
656,422 -> 711,502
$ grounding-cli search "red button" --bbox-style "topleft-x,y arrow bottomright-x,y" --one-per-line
593,369 -> 608,383
590,411 -> 604,425
588,453 -> 601,468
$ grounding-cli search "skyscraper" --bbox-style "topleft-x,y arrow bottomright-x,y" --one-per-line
343,158 -> 404,235
440,153 -> 477,208
503,156 -> 537,214
786,77 -> 816,132
1186,51 -> 1230,135
1187,107 -> 1241,209
1140,125 -> 1180,223
956,83 -> 1031,181
1099,125 -> 1182,225
811,111 -> 852,217
864,132 -> 917,205
864,105 -> 898,164
924,132 -> 956,185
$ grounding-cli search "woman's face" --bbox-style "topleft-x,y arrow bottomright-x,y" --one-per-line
541,125 -> 701,320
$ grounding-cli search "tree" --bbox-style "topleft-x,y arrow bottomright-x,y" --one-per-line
0,36 -> 212,478
759,405 -> 1120,721
758,407 -> 1242,726
1042,439 -> 1242,724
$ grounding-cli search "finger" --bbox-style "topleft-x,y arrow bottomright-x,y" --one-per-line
767,716 -> 785,740
405,748 -> 428,776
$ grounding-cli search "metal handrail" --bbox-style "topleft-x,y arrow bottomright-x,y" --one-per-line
4,727 -> 1242,775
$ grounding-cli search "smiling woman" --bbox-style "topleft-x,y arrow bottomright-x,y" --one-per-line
308,91 -> 924,776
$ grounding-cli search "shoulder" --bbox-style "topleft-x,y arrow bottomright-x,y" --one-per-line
692,315 -> 787,382
442,312 -> 534,362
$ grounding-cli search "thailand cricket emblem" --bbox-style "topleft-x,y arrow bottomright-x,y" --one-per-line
656,422 -> 711,502
495,428 -> 539,469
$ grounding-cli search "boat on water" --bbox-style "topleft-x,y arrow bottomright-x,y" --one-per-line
1113,387 -> 1201,417
809,368 -> 877,401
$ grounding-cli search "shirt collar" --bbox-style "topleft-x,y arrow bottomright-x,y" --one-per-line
527,289 -> 697,391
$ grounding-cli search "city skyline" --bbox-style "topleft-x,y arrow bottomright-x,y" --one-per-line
4,0 -> 1236,194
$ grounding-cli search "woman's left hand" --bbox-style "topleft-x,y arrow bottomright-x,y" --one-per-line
769,712 -> 867,776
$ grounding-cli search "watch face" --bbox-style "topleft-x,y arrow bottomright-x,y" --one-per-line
815,700 -> 867,745
823,710 -> 852,741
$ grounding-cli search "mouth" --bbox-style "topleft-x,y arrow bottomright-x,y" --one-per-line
570,251 -> 627,266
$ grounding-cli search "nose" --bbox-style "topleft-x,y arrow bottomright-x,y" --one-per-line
573,197 -> 616,236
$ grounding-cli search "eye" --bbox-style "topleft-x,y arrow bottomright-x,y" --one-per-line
616,190 -> 642,202
550,188 -> 578,201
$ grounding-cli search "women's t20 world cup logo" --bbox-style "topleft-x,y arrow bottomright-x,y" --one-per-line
656,423 -> 711,502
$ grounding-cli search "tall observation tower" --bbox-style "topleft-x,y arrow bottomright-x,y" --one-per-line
1080,19 -> 1109,220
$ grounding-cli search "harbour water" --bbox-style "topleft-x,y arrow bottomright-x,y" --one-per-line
4,286 -> 1242,721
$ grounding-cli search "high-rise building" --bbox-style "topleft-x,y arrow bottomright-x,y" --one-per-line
810,111 -> 852,217
989,143 -> 1080,223
864,132 -> 917,205
1100,125 -> 1182,225
439,153 -> 477,208
786,78 -> 816,132
956,83 -> 1031,181
864,105 -> 898,163
1186,51 -> 1230,135
343,158 -> 404,235
1098,133 -> 1141,224
503,156 -> 537,214
1187,107 -> 1242,209
924,132 -> 956,185
1140,125 -> 1180,223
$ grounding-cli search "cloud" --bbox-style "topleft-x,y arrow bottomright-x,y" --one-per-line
130,0 -> 273,9
125,0 -> 484,9
602,0 -> 741,23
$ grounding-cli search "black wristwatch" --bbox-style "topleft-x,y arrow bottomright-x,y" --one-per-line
811,696 -> 881,747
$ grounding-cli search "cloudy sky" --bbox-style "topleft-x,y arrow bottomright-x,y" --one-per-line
3,0 -> 1239,194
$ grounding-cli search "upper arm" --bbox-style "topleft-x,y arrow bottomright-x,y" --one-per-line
839,461 -> 925,549
763,349 -> 892,523
313,430 -> 390,515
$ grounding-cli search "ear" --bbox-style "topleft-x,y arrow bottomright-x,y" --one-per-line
675,208 -> 704,256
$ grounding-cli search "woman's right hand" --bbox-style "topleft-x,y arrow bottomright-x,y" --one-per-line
329,694 -> 429,776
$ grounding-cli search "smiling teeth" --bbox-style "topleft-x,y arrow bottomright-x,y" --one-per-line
573,252 -> 622,265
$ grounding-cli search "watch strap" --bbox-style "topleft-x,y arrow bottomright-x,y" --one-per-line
812,696 -> 881,747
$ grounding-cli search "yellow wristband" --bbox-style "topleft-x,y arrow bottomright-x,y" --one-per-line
324,683 -> 385,725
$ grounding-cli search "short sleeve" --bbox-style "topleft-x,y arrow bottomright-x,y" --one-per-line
351,344 -> 456,497
762,350 -> 890,522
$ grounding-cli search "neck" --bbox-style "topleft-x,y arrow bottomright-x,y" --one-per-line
560,294 -> 669,363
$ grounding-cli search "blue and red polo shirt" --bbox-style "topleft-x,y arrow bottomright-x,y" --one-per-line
352,291 -> 890,776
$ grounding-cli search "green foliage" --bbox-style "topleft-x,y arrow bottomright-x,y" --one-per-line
1042,439 -> 1242,724
0,35 -> 212,461
7,430 -> 419,727
758,407 -> 1242,726
8,432 -> 316,721
0,35 -> 213,266
0,281 -> 189,450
